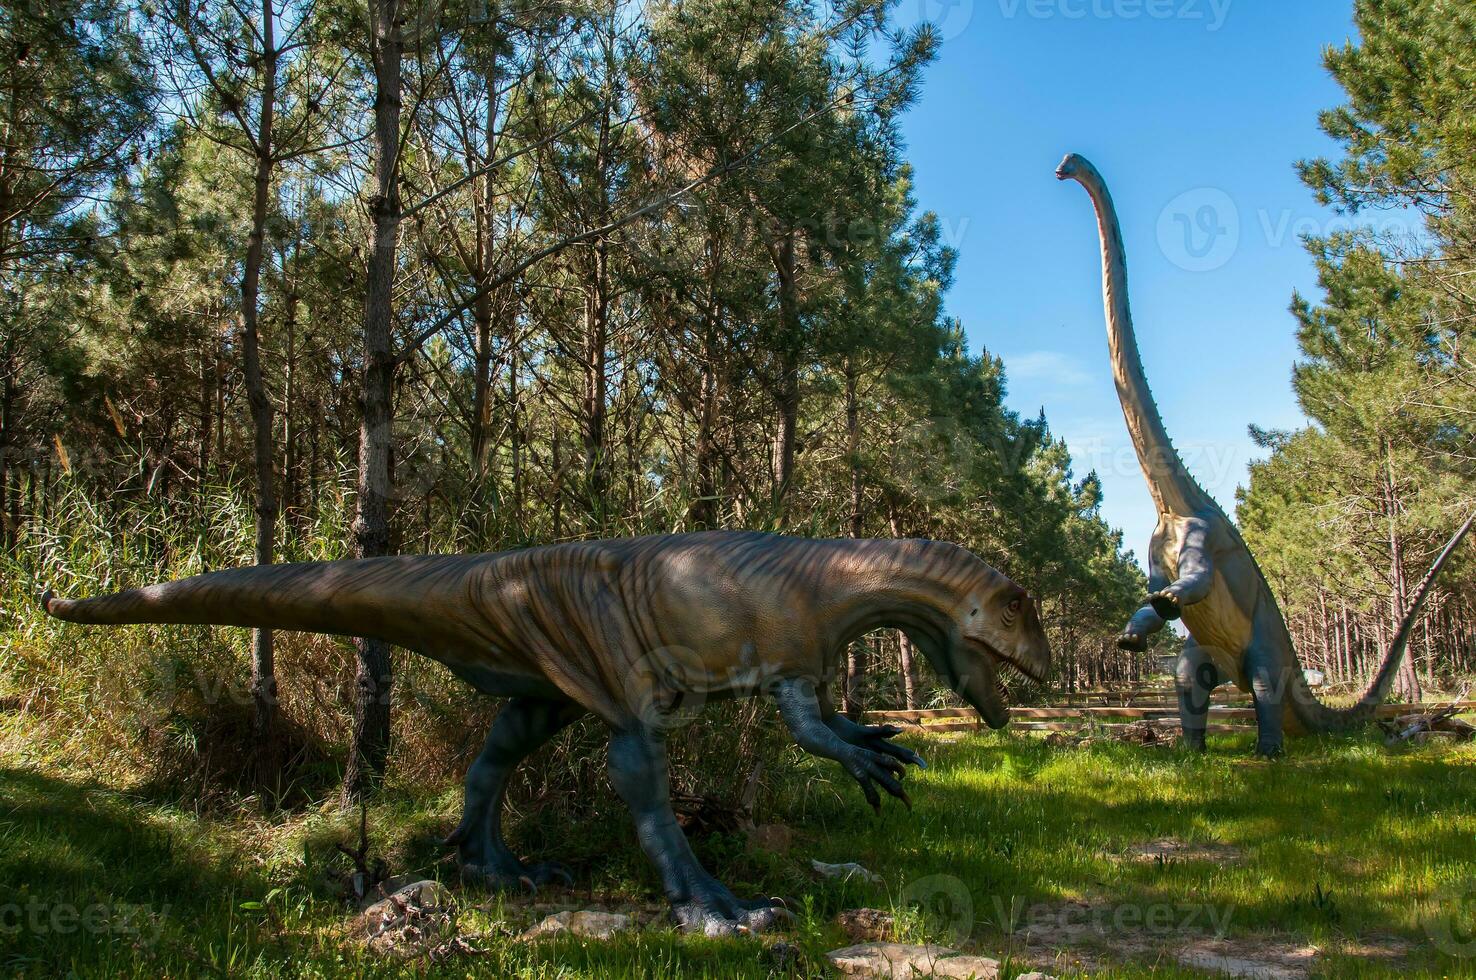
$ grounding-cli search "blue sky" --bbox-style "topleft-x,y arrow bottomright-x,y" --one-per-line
892,1 -> 1383,565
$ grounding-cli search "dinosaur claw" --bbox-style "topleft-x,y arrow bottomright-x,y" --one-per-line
1149,590 -> 1183,621
1117,632 -> 1146,653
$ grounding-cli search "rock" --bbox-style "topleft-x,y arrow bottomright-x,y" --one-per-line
826,942 -> 1000,978
357,873 -> 428,911
357,879 -> 458,959
746,823 -> 794,855
522,909 -> 634,940
836,907 -> 895,942
811,859 -> 883,885
1014,973 -> 1058,980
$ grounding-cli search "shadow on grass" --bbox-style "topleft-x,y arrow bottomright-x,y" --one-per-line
0,765 -> 266,976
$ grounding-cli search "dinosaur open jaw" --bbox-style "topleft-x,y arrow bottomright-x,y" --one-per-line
977,639 -> 1047,685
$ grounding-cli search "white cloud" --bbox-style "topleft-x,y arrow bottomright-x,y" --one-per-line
1004,349 -> 1092,387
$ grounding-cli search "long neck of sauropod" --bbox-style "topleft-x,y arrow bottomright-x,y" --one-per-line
1062,155 -> 1213,519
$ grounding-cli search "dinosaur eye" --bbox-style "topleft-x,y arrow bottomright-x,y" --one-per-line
1007,597 -> 1022,614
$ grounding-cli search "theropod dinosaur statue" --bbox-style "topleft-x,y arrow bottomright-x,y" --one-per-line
43,530 -> 1050,933
1056,152 -> 1475,757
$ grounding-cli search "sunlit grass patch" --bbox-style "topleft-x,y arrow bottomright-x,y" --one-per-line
2,724 -> 1474,977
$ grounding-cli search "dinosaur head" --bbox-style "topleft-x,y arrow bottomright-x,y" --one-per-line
946,574 -> 1052,729
1054,153 -> 1088,181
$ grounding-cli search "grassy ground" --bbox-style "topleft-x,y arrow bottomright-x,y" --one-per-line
2,715 -> 1474,978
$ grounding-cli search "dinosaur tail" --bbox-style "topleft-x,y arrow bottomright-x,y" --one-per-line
1287,508 -> 1476,733
41,555 -> 490,652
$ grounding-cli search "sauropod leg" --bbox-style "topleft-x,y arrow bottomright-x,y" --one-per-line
1174,638 -> 1223,751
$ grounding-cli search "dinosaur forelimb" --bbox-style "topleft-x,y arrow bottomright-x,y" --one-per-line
825,713 -> 928,770
1117,603 -> 1167,652
1148,519 -> 1214,620
773,678 -> 911,813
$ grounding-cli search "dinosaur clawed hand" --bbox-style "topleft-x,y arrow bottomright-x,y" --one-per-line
841,745 -> 912,813
1117,632 -> 1148,653
850,723 -> 929,770
1148,590 -> 1184,621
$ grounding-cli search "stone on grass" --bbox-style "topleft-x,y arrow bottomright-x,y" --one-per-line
522,909 -> 633,940
1014,973 -> 1059,980
811,859 -> 883,884
358,879 -> 458,959
836,907 -> 895,942
826,942 -> 1000,978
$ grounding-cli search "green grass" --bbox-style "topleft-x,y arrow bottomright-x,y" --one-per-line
3,718 -> 1475,978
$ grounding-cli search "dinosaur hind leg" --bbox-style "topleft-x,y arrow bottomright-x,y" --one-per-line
1174,638 -> 1222,751
448,696 -> 585,890
1244,637 -> 1287,758
606,726 -> 785,935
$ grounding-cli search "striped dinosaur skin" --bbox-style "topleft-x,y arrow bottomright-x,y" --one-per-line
1058,152 -> 1474,757
44,530 -> 1050,932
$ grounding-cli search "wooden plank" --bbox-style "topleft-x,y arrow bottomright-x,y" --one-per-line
866,701 -> 1476,727
1009,706 -> 1257,720
901,721 -> 1246,735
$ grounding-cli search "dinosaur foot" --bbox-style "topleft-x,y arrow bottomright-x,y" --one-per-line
672,887 -> 792,937
1253,739 -> 1284,760
1148,590 -> 1183,621
460,859 -> 574,894
1179,731 -> 1207,752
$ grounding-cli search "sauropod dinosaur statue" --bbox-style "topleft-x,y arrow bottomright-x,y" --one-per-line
42,530 -> 1050,933
1056,152 -> 1475,757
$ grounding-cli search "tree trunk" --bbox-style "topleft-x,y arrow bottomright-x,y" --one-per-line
888,501 -> 920,709
583,238 -> 609,520
769,230 -> 799,510
1384,447 -> 1420,701
843,360 -> 863,715
687,232 -> 722,529
468,83 -> 501,484
345,0 -> 402,801
240,0 -> 281,791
